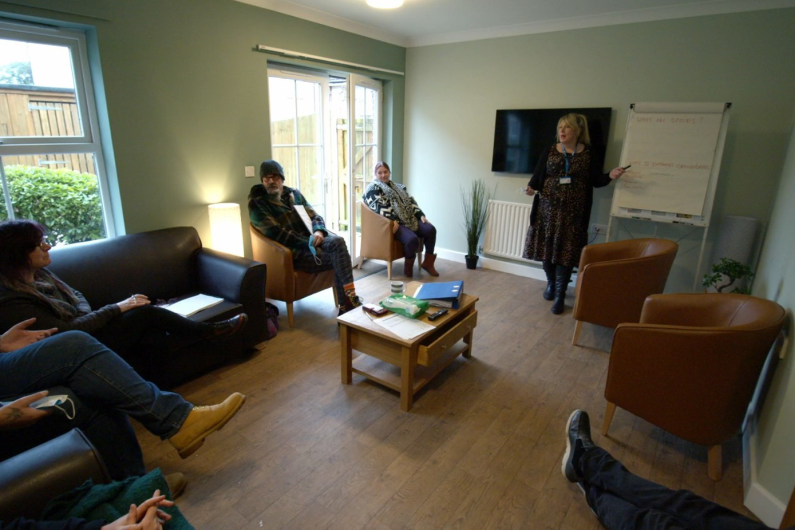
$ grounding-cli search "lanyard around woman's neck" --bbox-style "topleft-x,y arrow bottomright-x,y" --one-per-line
561,143 -> 578,176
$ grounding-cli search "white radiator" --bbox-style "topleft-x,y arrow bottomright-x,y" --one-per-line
483,200 -> 534,261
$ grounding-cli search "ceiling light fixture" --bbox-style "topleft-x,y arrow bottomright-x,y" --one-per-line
366,0 -> 403,8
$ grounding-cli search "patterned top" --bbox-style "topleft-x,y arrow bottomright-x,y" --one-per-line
522,145 -> 613,267
363,180 -> 425,231
248,184 -> 327,254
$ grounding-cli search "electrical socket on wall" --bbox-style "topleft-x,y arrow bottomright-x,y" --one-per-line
590,223 -> 608,235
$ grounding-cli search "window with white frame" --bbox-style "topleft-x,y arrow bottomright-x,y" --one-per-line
0,20 -> 114,244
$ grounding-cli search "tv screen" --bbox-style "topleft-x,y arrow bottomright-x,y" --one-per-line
491,107 -> 613,175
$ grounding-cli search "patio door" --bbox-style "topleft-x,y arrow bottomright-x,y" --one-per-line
268,68 -> 329,220
268,67 -> 381,262
348,74 -> 382,263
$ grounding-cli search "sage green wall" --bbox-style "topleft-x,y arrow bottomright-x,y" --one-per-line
752,118 -> 795,510
0,0 -> 406,254
404,8 -> 795,293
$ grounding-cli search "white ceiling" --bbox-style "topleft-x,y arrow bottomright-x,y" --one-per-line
235,0 -> 795,47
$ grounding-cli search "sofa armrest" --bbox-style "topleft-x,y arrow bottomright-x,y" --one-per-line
0,429 -> 110,520
196,249 -> 268,347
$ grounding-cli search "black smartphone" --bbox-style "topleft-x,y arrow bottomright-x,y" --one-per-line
428,309 -> 448,321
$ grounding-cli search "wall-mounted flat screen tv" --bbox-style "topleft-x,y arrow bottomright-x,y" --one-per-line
491,107 -> 613,175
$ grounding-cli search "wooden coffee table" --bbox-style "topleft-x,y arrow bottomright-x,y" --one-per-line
337,281 -> 478,411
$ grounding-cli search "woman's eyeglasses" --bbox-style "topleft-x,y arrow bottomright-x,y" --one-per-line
37,237 -> 51,249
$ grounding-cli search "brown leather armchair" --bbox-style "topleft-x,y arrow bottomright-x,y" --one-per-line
572,238 -> 678,346
601,293 -> 786,480
358,202 -> 422,280
250,223 -> 337,327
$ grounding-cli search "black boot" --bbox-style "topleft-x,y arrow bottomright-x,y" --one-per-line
551,265 -> 572,315
542,261 -> 555,301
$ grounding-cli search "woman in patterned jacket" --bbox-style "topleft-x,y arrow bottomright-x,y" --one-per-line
362,161 -> 439,277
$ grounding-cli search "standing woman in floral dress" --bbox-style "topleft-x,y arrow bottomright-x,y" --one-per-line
522,113 -> 625,314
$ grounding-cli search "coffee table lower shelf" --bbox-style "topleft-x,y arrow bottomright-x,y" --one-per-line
351,340 -> 470,400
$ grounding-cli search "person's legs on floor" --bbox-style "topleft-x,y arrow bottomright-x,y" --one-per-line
563,410 -> 772,530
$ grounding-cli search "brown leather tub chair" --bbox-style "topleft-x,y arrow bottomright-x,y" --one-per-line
250,223 -> 337,327
601,293 -> 786,480
572,238 -> 678,346
359,202 -> 422,280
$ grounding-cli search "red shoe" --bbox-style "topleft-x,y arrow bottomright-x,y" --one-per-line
421,254 -> 439,277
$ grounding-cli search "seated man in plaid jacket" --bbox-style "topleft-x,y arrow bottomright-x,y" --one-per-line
248,159 -> 362,315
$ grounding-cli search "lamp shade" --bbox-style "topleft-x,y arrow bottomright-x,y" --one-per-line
208,203 -> 244,257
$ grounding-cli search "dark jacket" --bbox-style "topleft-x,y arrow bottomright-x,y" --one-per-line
248,184 -> 327,254
0,278 -> 120,335
527,145 -> 613,230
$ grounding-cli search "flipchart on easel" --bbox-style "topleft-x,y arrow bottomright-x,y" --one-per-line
607,102 -> 731,290
610,102 -> 731,228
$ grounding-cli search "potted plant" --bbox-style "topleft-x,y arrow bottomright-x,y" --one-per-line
460,179 -> 494,270
702,257 -> 755,294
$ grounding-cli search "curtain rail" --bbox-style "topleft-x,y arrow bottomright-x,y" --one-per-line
256,45 -> 404,76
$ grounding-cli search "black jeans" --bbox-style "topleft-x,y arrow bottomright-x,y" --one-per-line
582,447 -> 772,530
93,304 -> 203,358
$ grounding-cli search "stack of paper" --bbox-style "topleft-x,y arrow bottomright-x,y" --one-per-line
163,294 -> 223,317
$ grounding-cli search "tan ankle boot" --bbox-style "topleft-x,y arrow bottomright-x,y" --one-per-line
421,253 -> 439,277
404,257 -> 415,278
164,472 -> 187,499
169,393 -> 246,458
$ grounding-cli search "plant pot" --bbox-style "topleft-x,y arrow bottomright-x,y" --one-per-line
465,255 -> 479,270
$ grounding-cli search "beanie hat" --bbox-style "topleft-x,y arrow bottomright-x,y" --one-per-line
260,160 -> 285,180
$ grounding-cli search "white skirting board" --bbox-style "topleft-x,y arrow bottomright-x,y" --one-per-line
742,415 -> 787,528
434,247 -> 578,284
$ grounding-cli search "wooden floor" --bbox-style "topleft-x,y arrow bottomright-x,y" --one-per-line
135,258 -> 752,529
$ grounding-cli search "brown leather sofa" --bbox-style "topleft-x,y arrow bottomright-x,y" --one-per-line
49,226 -> 268,388
358,202 -> 422,279
249,223 -> 337,327
0,429 -> 110,522
572,238 -> 678,346
601,293 -> 786,480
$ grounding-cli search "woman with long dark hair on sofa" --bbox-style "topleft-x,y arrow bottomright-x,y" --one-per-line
0,220 -> 247,355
